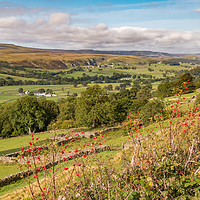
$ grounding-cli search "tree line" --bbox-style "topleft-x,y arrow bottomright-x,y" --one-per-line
156,73 -> 198,98
0,84 -> 155,138
0,70 -> 164,86
0,72 -> 198,138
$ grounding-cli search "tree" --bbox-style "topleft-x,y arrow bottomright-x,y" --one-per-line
111,98 -> 147,123
73,83 -> 78,88
129,87 -> 139,99
107,84 -> 113,91
58,96 -> 77,121
0,103 -> 14,137
115,86 -> 120,90
177,73 -> 193,85
176,73 -> 195,93
82,81 -> 88,87
132,81 -> 141,90
38,88 -> 45,93
136,86 -> 151,100
75,85 -> 114,127
38,98 -> 60,126
18,88 -> 23,93
141,99 -> 165,125
9,96 -> 46,135
46,89 -> 53,94
28,92 -> 34,96
73,93 -> 78,97
157,82 -> 174,98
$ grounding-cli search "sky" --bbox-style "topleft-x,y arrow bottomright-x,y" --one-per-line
0,0 -> 200,53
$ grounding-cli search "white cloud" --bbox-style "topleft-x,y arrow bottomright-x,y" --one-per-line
0,16 -> 26,28
194,8 -> 200,12
0,14 -> 200,53
49,12 -> 70,25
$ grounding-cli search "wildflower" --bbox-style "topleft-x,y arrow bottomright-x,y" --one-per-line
149,181 -> 153,188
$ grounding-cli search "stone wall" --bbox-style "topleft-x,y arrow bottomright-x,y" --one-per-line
0,170 -> 33,187
0,145 -> 110,187
122,141 -> 133,150
52,126 -> 121,146
0,126 -> 119,187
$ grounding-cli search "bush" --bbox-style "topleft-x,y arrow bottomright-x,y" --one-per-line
53,119 -> 77,129
140,99 -> 165,125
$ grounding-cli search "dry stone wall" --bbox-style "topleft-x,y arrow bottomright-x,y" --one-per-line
0,126 -> 120,187
51,126 -> 121,146
0,145 -> 110,187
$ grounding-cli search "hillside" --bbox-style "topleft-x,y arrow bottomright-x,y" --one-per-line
0,43 -> 199,69
0,93 -> 199,199
0,43 -> 189,58
0,43 -> 199,105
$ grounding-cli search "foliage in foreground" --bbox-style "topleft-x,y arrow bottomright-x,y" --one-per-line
13,87 -> 200,200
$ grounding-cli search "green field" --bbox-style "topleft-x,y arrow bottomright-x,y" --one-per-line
0,82 -> 130,104
0,130 -> 70,156
0,73 -> 38,81
62,63 -> 187,79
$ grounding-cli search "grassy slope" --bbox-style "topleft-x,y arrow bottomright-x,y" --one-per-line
0,150 -> 121,199
0,130 -> 69,156
0,73 -> 38,81
0,96 -> 198,197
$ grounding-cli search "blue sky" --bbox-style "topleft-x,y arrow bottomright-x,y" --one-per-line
0,0 -> 200,53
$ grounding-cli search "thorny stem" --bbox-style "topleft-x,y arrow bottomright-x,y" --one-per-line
184,138 -> 195,169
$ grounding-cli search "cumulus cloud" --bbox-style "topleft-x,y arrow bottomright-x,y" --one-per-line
0,16 -> 27,28
0,14 -> 200,53
49,12 -> 70,25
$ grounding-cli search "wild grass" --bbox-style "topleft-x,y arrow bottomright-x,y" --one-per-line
0,130 -> 67,156
0,163 -> 24,179
0,98 -> 199,199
